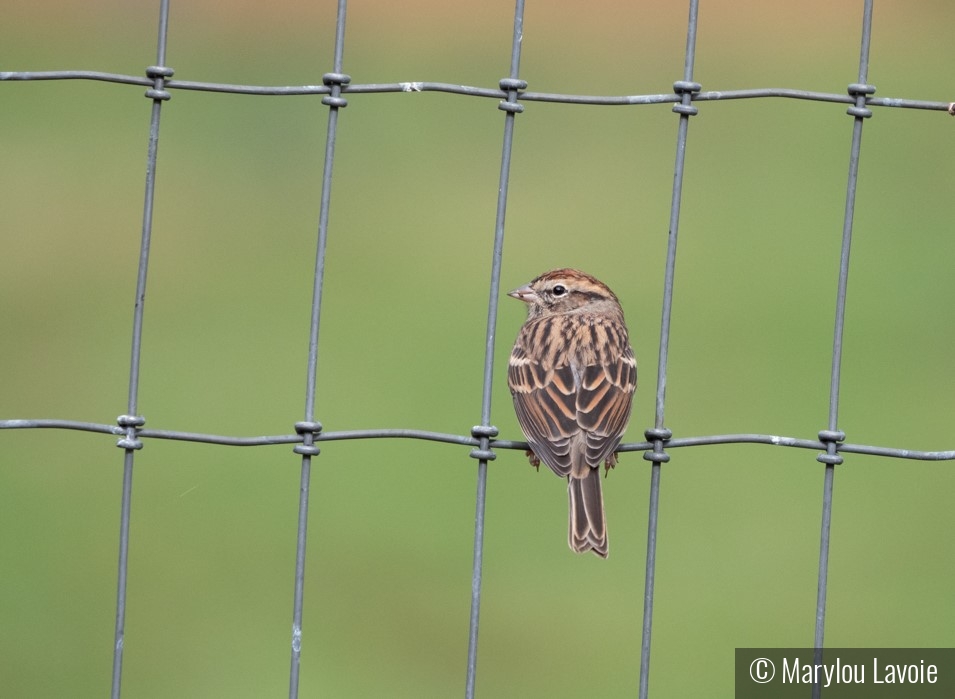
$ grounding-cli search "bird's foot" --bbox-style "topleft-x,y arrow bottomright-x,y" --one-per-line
604,452 -> 618,477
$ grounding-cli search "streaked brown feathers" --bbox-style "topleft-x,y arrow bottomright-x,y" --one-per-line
507,269 -> 637,558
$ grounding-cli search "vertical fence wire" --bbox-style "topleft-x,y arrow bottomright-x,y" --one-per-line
464,2 -> 527,696
638,1 -> 701,697
287,0 -> 350,696
110,1 -> 172,697
811,2 -> 875,696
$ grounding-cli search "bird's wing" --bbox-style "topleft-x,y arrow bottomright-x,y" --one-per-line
508,342 -> 579,477
576,345 -> 637,470
509,341 -> 636,477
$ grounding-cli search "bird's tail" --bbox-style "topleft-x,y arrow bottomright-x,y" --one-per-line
568,468 -> 608,558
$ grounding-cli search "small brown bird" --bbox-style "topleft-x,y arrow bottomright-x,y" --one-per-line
507,269 -> 637,558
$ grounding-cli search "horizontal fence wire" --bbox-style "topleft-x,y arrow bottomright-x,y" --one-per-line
3,419 -> 955,461
2,70 -> 953,112
3,0 -> 955,697
0,420 -> 955,461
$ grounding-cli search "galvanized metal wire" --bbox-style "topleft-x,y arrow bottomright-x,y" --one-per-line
2,0 -> 953,697
284,1 -> 351,694
1,72 -> 949,112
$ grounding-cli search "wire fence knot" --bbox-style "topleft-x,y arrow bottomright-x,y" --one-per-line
115,414 -> 145,450
322,72 -> 350,86
816,429 -> 846,465
498,78 -> 527,113
294,421 -> 323,434
643,426 -> 673,463
672,80 -> 701,116
645,427 -> 673,442
145,66 -> 174,78
144,65 -> 173,101
293,421 -> 323,456
470,425 -> 499,439
846,83 -> 876,118
469,425 -> 499,461
321,72 -> 351,108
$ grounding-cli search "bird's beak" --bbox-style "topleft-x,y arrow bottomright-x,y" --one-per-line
507,284 -> 538,303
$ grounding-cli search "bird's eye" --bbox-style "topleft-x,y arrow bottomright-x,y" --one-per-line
552,285 -> 567,296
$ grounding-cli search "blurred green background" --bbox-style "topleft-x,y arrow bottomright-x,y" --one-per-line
3,0 -> 955,697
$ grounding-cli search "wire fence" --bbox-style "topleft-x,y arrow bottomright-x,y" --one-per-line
3,0 -> 954,697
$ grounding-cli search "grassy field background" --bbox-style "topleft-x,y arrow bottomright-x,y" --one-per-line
3,1 -> 955,697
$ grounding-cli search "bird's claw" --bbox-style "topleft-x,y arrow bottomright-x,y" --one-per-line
604,452 -> 618,477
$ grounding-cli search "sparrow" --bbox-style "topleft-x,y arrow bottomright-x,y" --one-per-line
507,268 -> 637,558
